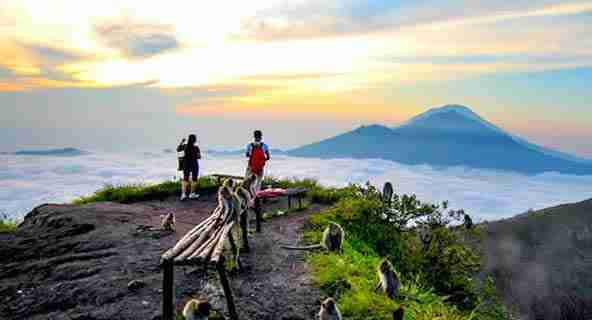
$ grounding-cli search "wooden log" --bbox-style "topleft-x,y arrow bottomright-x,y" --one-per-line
167,214 -> 219,258
211,222 -> 236,263
254,197 -> 262,233
190,224 -> 226,261
174,218 -> 221,262
193,220 -> 229,262
216,257 -> 239,320
162,259 -> 174,320
162,208 -> 222,260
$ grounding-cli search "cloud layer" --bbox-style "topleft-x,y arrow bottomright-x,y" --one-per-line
2,151 -> 591,222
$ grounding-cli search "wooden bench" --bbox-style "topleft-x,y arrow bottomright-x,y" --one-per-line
257,187 -> 308,210
161,188 -> 248,320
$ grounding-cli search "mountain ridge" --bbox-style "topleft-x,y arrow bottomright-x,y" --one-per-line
7,148 -> 89,157
287,105 -> 592,175
403,105 -> 592,164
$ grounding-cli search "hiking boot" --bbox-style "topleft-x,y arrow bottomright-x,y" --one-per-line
189,192 -> 200,199
180,193 -> 187,201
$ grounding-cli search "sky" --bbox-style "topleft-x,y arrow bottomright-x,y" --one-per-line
1,0 -> 591,156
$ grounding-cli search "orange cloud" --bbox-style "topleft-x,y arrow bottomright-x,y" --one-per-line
0,42 -> 40,75
0,82 -> 26,92
0,77 -> 104,92
174,81 -> 413,123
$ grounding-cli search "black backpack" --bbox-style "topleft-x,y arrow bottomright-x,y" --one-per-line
177,143 -> 186,171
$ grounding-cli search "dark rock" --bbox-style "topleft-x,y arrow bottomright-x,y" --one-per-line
0,195 -> 325,320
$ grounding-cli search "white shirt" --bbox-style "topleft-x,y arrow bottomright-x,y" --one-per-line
246,142 -> 269,156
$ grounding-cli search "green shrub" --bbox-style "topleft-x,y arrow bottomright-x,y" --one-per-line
305,183 -> 507,320
74,176 -> 218,204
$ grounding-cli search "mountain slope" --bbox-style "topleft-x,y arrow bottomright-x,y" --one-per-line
287,105 -> 592,175
480,198 -> 592,319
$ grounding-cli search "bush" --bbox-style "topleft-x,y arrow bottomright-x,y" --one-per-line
305,183 -> 507,320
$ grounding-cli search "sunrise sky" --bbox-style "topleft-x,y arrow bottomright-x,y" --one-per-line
1,0 -> 591,156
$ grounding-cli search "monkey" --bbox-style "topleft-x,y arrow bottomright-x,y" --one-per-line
281,222 -> 344,252
417,225 -> 433,252
392,306 -> 404,320
216,185 -> 245,269
182,298 -> 211,320
160,212 -> 176,232
222,178 -> 235,189
217,185 -> 235,210
463,213 -> 473,229
318,297 -> 342,320
241,173 -> 258,204
234,186 -> 252,223
382,182 -> 394,205
375,258 -> 400,299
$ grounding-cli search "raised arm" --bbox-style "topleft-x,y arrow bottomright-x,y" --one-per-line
245,143 -> 252,158
177,138 -> 186,152
264,144 -> 270,160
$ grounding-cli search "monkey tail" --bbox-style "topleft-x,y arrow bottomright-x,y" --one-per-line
280,244 -> 323,250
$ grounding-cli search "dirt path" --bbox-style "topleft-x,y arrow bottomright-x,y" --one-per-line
229,202 -> 325,320
145,195 -> 327,319
0,193 -> 326,320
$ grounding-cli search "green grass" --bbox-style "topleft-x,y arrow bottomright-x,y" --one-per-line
0,217 -> 17,233
73,176 -> 218,204
309,241 -> 471,320
74,176 -> 345,206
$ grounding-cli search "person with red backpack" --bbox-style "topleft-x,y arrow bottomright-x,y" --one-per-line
245,130 -> 270,192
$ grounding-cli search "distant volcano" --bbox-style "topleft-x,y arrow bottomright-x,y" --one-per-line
287,105 -> 592,175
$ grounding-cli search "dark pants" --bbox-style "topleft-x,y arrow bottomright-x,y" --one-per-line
183,162 -> 199,182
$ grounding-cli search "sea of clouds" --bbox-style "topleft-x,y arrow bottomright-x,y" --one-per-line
1,150 -> 591,221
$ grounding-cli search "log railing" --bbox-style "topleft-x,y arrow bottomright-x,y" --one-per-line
161,181 -> 254,320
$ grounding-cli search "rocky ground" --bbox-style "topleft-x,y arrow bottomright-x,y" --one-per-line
0,192 -> 326,320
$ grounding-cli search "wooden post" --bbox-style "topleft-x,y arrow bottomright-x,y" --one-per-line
255,197 -> 262,233
239,211 -> 250,253
162,259 -> 174,320
217,258 -> 239,320
298,195 -> 303,209
288,195 -> 292,209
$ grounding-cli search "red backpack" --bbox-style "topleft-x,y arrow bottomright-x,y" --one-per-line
248,143 -> 267,175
